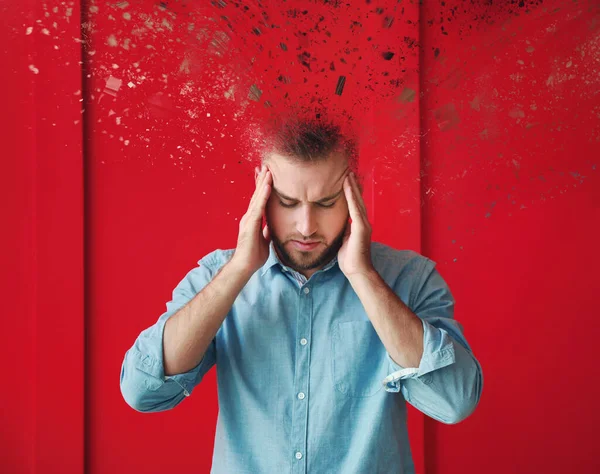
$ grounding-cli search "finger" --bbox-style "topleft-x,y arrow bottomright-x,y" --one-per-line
343,175 -> 364,226
249,167 -> 269,208
250,170 -> 272,219
349,172 -> 368,219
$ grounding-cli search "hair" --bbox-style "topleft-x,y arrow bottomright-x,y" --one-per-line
261,116 -> 358,168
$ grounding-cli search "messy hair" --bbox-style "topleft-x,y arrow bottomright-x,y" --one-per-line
261,116 -> 358,168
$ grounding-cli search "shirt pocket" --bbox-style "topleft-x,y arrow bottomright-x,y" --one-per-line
331,320 -> 388,398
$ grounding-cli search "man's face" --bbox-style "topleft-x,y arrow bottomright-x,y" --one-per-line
263,151 -> 351,278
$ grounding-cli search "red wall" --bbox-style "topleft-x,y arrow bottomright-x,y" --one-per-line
2,1 -> 599,473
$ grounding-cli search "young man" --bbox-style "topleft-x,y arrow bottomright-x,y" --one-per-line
120,119 -> 483,474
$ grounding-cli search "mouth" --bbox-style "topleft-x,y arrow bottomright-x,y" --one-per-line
290,240 -> 321,251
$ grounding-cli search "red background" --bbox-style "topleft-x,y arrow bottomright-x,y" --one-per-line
2,1 -> 599,473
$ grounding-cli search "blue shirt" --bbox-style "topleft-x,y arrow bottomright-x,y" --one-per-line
120,241 -> 483,474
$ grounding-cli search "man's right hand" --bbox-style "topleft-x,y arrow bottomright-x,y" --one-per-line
230,165 -> 273,276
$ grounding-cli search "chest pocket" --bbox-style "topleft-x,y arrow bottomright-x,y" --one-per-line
331,320 -> 389,398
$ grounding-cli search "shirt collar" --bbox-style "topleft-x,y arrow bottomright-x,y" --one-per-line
260,241 -> 338,277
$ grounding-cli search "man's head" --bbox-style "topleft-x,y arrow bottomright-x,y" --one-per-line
258,118 -> 359,278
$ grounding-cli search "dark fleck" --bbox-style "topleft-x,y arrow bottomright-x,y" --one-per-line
335,76 -> 346,95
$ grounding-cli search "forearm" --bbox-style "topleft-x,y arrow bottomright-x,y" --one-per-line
348,269 -> 424,369
163,257 -> 252,376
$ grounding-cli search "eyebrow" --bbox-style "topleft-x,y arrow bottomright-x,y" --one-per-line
273,187 -> 344,204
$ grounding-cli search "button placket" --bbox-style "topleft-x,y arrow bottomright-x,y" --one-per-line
290,284 -> 312,473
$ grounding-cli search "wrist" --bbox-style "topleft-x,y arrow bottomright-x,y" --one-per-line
227,254 -> 258,280
346,264 -> 378,282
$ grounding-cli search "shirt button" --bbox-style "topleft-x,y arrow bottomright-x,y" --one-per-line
300,338 -> 308,346
303,287 -> 310,294
295,452 -> 303,460
297,392 -> 305,400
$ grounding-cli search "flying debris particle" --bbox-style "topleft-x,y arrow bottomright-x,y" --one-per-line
224,86 -> 235,100
25,27 -> 33,35
335,76 -> 346,96
298,51 -> 312,70
161,18 -> 173,32
382,51 -> 394,60
104,75 -> 123,96
248,84 -> 262,101
397,87 -> 416,103
280,42 -> 288,51
29,64 -> 39,74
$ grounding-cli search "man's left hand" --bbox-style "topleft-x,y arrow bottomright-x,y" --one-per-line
338,172 -> 375,278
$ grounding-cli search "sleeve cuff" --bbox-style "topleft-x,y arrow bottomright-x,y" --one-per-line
382,319 -> 457,392
132,316 -> 209,397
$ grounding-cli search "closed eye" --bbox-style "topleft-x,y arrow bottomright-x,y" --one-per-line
279,200 -> 336,208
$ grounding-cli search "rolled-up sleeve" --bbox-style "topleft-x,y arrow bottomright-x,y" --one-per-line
382,257 -> 483,425
120,256 -> 219,413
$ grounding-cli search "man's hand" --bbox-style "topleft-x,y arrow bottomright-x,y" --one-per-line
231,165 -> 272,276
338,171 -> 374,278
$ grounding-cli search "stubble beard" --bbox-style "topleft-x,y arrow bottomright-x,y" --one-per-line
269,219 -> 348,272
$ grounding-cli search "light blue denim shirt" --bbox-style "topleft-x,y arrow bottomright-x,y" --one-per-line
120,241 -> 483,474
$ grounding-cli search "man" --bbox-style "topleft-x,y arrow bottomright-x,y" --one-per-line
120,118 -> 483,474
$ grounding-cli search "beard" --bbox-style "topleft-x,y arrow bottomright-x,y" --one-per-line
268,219 -> 348,272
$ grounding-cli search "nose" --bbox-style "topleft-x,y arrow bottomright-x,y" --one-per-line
296,204 -> 317,238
